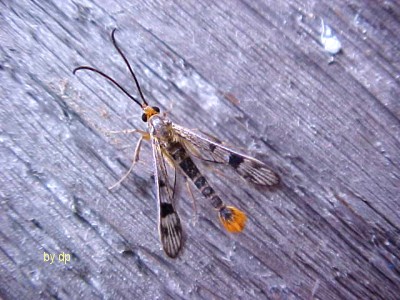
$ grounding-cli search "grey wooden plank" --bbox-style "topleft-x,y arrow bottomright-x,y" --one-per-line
0,0 -> 399,299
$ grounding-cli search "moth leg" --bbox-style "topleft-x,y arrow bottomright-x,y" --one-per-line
108,133 -> 148,190
105,128 -> 149,137
185,179 -> 198,226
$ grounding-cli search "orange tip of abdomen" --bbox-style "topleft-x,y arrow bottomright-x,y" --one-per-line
219,206 -> 247,233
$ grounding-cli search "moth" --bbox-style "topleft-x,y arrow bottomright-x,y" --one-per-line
73,29 -> 280,258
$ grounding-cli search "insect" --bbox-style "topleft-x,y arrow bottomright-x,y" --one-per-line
73,29 -> 280,258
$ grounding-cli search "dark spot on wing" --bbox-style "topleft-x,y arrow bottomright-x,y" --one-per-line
179,157 -> 199,179
160,203 -> 175,218
209,144 -> 216,152
228,153 -> 244,168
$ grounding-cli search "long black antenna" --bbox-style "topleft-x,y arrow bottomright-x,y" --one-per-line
111,29 -> 148,106
73,66 -> 142,107
73,29 -> 148,108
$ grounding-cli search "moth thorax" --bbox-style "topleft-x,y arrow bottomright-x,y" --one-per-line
149,115 -> 172,140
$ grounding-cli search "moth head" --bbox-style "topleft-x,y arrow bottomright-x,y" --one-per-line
141,105 -> 160,122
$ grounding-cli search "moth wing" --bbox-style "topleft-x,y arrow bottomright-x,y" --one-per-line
172,124 -> 279,186
151,135 -> 183,258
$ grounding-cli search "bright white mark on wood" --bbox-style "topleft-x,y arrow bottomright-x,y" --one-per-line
320,19 -> 342,55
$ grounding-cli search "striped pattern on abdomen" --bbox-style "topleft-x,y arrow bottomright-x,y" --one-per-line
166,141 -> 223,210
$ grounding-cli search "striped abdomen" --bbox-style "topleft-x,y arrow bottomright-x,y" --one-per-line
166,141 -> 247,233
167,141 -> 223,210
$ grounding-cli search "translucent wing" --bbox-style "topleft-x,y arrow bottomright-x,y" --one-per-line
151,135 -> 182,258
172,124 -> 280,186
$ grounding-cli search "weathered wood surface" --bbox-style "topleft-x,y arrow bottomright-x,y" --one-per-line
1,0 -> 399,299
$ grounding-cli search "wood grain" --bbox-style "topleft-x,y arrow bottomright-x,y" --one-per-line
1,0 -> 399,299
